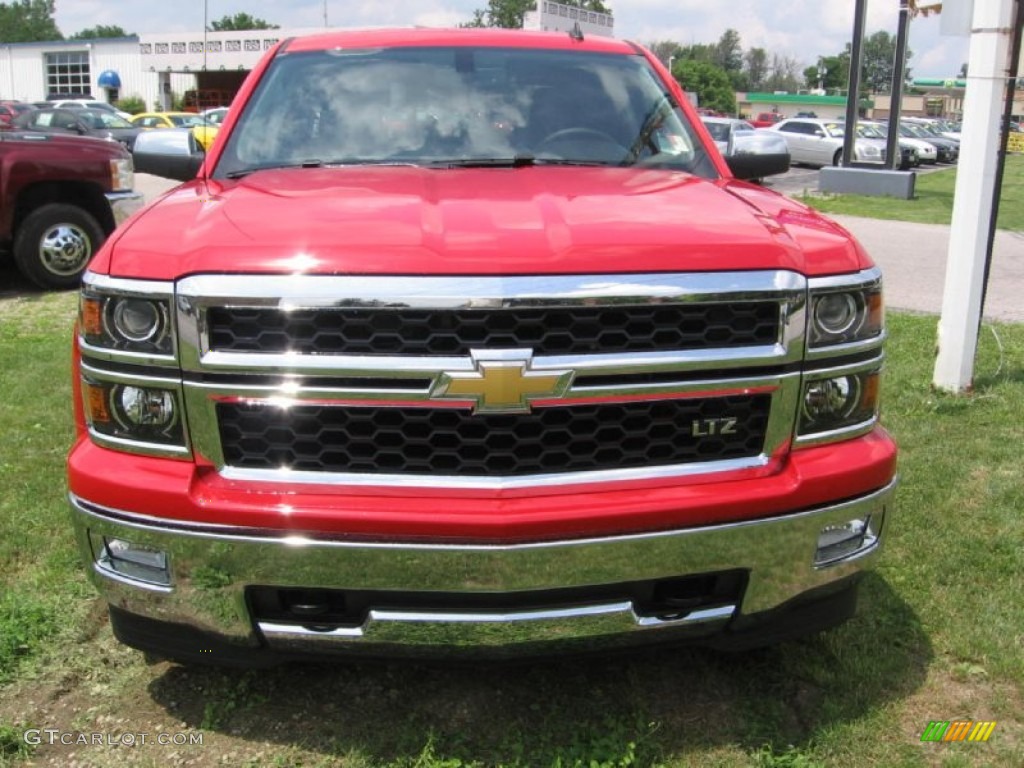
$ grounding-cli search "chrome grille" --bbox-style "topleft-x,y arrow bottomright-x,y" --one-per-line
177,272 -> 809,488
217,395 -> 772,477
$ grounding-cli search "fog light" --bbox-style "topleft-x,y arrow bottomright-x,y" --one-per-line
96,536 -> 171,586
803,376 -> 861,423
118,386 -> 175,427
815,516 -> 877,566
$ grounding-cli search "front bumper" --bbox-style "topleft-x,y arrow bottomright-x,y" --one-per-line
70,477 -> 896,661
105,190 -> 145,227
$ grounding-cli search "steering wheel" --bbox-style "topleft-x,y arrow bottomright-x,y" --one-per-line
536,127 -> 629,163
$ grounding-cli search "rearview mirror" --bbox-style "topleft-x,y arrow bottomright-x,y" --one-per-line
132,128 -> 204,181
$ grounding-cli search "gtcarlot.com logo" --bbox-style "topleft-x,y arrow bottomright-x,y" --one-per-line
921,721 -> 997,743
24,729 -> 204,747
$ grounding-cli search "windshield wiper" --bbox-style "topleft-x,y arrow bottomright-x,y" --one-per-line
225,160 -> 323,179
431,155 -> 614,169
431,154 -> 537,168
224,158 -> 427,178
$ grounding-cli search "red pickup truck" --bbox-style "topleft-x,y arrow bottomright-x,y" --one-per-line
1,131 -> 142,288
750,112 -> 785,129
68,28 -> 896,664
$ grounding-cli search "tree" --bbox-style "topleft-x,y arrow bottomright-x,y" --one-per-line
69,24 -> 129,39
763,54 -> 802,93
675,59 -> 736,115
743,47 -> 769,92
676,43 -> 716,64
209,12 -> 278,31
802,55 -> 846,92
646,40 -> 682,68
714,29 -> 743,75
0,0 -> 61,43
830,32 -> 911,94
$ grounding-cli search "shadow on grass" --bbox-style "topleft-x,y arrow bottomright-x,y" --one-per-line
145,574 -> 929,765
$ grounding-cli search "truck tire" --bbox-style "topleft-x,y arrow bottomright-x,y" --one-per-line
13,203 -> 105,290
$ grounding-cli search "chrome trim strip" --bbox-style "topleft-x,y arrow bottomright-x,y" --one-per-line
92,561 -> 173,594
216,455 -> 774,491
85,428 -> 192,460
191,345 -> 795,377
83,272 -> 176,299
77,339 -> 177,368
177,271 -> 808,307
805,330 -> 886,363
806,266 -> 882,292
256,602 -> 737,644
80,361 -> 183,388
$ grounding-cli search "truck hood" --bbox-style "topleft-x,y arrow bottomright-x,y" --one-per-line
104,166 -> 870,280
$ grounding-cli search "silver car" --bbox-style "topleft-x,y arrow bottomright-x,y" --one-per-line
767,118 -> 885,168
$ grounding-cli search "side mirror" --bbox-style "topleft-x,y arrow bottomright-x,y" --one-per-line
132,128 -> 205,181
813,129 -> 825,137
724,130 -> 791,180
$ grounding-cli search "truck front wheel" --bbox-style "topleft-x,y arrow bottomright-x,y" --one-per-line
14,204 -> 105,289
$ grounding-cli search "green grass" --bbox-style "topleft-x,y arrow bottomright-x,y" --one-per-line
1,293 -> 1022,767
800,154 -> 1024,230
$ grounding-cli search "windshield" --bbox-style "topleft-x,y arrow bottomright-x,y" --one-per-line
856,124 -> 885,139
823,123 -> 845,138
703,122 -> 731,141
170,114 -> 210,127
80,111 -> 134,129
215,46 -> 714,178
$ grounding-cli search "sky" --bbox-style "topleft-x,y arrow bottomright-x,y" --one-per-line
53,1 -> 971,80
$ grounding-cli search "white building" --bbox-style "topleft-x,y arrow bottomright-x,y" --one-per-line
0,28 -> 308,111
523,1 -> 615,36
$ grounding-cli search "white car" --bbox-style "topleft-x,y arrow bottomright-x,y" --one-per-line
48,99 -> 132,121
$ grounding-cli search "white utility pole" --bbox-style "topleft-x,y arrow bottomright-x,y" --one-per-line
933,0 -> 1017,392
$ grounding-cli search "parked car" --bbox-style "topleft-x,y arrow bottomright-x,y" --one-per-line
701,116 -> 790,179
0,131 -> 142,288
201,106 -> 230,126
130,111 -> 219,150
750,111 -> 784,129
48,98 -> 132,120
857,121 -> 932,165
896,121 -> 959,163
12,107 -> 141,150
0,101 -> 35,130
767,117 -> 915,169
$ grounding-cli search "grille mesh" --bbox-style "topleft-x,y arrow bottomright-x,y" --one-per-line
206,304 -> 780,357
217,395 -> 771,477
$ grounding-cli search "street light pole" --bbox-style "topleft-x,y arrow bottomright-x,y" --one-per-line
203,0 -> 208,70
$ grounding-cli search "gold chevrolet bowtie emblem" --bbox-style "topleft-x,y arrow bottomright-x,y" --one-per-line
431,352 -> 573,414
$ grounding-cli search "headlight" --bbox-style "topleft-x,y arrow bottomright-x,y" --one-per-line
861,145 -> 881,158
80,277 -> 174,358
109,157 -> 134,191
808,287 -> 883,348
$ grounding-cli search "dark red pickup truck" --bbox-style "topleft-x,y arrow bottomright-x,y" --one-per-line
0,131 -> 142,289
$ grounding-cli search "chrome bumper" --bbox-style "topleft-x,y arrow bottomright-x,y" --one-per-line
105,190 -> 145,227
70,478 -> 895,658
